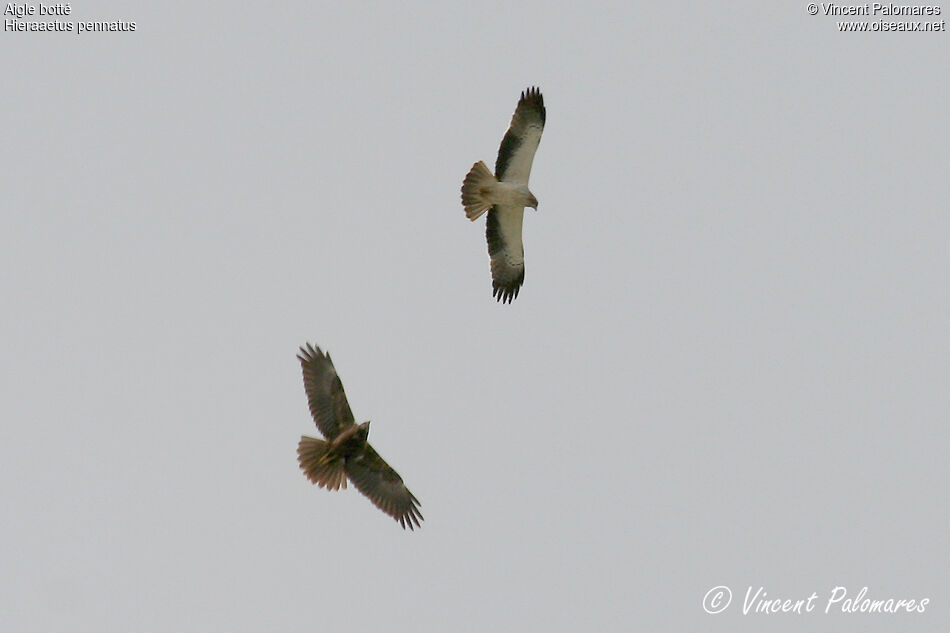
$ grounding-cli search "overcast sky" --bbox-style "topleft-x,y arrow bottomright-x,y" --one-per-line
2,2 -> 947,632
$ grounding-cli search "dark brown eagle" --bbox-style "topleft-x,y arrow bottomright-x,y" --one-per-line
296,343 -> 423,530
461,86 -> 546,303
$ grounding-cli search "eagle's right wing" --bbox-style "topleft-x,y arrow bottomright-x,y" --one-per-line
494,87 -> 546,185
297,343 -> 356,440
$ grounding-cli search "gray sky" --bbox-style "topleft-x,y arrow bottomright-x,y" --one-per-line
2,2 -> 947,631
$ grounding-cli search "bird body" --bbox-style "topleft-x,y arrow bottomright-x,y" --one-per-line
331,421 -> 370,453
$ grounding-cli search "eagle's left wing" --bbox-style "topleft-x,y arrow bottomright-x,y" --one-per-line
494,87 -> 546,185
345,443 -> 423,530
486,207 -> 525,303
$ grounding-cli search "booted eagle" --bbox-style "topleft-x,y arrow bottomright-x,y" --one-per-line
296,343 -> 423,530
461,86 -> 546,303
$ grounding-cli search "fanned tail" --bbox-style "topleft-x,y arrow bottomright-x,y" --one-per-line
297,436 -> 347,491
460,161 -> 497,221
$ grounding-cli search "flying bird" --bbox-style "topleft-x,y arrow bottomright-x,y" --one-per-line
461,86 -> 546,303
296,343 -> 423,530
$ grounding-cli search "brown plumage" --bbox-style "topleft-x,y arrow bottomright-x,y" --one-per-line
296,343 -> 423,530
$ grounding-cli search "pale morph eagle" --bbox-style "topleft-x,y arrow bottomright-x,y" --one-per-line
296,343 -> 423,530
461,87 -> 546,303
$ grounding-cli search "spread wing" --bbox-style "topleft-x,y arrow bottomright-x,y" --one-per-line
486,206 -> 525,303
494,87 -> 546,185
345,443 -> 423,530
297,343 -> 355,440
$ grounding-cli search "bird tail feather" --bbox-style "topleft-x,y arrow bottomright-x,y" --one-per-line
297,436 -> 347,491
461,161 -> 496,221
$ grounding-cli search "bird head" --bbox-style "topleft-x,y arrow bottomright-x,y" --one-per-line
357,421 -> 370,440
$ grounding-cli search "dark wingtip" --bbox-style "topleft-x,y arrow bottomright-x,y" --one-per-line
492,267 -> 525,304
492,283 -> 521,304
398,497 -> 424,531
521,86 -> 543,101
519,86 -> 545,122
297,342 -> 327,364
